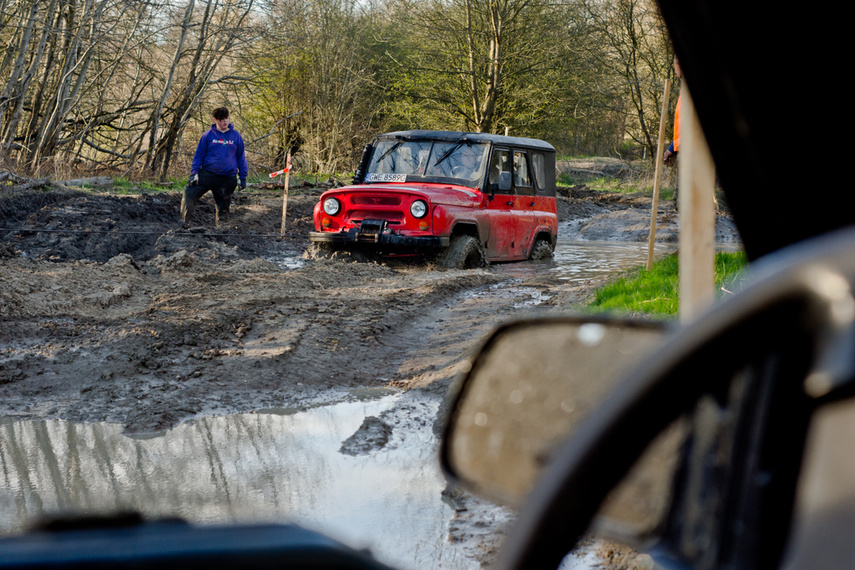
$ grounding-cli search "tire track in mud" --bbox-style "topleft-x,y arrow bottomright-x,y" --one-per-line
362,274 -> 579,568
2,249 -> 572,434
386,277 -> 559,392
1,184 -> 697,435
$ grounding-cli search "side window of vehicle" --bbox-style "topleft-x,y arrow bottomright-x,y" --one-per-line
513,151 -> 534,196
489,149 -> 512,192
531,152 -> 545,191
532,151 -> 556,197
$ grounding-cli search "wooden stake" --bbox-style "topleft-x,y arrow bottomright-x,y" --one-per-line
679,88 -> 716,324
647,79 -> 672,271
280,152 -> 291,236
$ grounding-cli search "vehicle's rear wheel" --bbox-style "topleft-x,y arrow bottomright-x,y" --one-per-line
439,235 -> 488,269
529,239 -> 554,260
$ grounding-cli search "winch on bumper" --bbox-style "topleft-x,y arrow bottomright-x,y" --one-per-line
309,219 -> 449,250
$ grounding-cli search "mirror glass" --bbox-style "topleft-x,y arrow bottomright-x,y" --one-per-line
446,319 -> 665,508
783,397 -> 855,569
498,171 -> 512,191
593,418 -> 686,541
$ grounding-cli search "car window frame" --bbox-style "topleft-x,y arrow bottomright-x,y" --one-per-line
512,150 -> 535,197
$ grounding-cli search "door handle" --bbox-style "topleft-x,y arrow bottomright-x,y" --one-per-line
529,201 -> 535,207
505,201 -> 514,206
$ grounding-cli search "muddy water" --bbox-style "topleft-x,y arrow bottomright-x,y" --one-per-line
269,240 -> 679,277
552,240 -> 678,281
0,242 -> 692,569
0,393 -> 476,570
495,240 -> 678,282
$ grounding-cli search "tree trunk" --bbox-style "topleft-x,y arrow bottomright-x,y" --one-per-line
144,0 -> 195,172
475,2 -> 503,134
1,0 -> 60,155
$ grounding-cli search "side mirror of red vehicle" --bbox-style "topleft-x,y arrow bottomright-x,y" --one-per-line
497,171 -> 511,192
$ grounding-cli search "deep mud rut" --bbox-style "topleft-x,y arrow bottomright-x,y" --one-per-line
0,182 -> 738,568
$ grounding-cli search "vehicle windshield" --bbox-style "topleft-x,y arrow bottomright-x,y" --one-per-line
366,139 -> 490,187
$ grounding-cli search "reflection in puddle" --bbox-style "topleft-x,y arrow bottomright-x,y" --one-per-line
267,254 -> 305,270
551,240 -> 677,282
0,395 -> 475,570
492,240 -> 677,283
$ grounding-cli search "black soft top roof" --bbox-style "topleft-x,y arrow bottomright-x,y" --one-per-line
376,130 -> 555,152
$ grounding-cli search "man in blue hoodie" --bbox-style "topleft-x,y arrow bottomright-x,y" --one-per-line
181,107 -> 248,226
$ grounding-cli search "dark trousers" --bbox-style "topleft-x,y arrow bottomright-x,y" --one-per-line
181,170 -> 237,225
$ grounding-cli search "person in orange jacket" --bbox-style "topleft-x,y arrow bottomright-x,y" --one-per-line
664,57 -> 682,206
663,97 -> 680,165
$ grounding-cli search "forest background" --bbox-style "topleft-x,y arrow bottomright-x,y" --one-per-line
0,0 -> 677,181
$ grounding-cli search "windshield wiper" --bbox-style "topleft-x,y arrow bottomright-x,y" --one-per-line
375,141 -> 402,164
433,138 -> 468,167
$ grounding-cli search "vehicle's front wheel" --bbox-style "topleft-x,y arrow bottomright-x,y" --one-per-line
303,242 -> 337,260
529,239 -> 554,260
439,235 -> 488,269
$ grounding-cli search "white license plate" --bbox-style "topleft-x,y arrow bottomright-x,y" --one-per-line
365,173 -> 406,183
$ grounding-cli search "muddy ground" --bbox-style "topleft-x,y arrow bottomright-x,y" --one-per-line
0,180 -> 738,567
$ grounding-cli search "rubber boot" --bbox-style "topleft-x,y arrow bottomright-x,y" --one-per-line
216,209 -> 229,226
180,196 -> 196,228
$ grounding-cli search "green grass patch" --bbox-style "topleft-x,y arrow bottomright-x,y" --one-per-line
588,250 -> 748,317
556,154 -> 601,161
112,176 -> 184,194
558,171 -> 678,196
288,171 -> 354,185
557,178 -> 677,201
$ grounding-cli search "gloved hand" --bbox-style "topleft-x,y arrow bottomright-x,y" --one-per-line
189,173 -> 199,187
239,179 -> 246,190
663,149 -> 678,166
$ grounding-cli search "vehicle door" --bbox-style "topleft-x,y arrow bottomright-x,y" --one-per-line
511,150 -> 537,259
529,149 -> 558,244
484,148 -> 518,260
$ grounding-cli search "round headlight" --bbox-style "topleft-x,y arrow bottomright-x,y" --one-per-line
323,197 -> 341,216
410,199 -> 428,219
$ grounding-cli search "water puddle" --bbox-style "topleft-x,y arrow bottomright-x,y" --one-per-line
460,280 -> 553,308
267,253 -> 306,270
492,240 -> 677,283
499,238 -> 741,284
0,394 -> 476,569
551,240 -> 677,282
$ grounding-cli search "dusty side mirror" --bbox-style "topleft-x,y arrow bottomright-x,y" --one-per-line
442,317 -> 667,508
497,171 -> 511,192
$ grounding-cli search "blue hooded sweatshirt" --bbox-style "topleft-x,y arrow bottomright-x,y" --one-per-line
191,124 -> 248,184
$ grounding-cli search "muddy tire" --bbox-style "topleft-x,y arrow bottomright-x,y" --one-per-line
303,242 -> 335,260
439,236 -> 488,269
331,249 -> 367,262
529,238 -> 554,260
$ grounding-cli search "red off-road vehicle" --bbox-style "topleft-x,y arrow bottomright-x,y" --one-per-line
309,130 -> 558,268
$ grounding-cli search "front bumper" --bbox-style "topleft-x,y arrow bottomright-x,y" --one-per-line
309,229 -> 449,250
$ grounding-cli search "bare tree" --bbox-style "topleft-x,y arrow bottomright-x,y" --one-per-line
143,0 -> 197,173
376,0 -> 591,140
146,0 -> 257,179
0,0 -> 57,154
580,0 -> 674,160
243,0 -> 381,173
0,0 -> 259,176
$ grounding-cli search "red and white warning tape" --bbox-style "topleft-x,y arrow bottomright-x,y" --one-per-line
269,157 -> 293,178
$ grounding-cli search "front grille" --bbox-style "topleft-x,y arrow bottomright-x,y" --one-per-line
349,210 -> 405,222
351,196 -> 402,206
